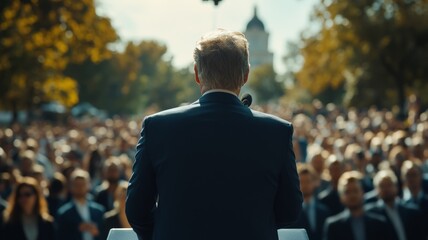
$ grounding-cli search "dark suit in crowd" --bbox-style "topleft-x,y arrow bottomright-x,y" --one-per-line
323,210 -> 392,240
318,187 -> 344,216
289,198 -> 330,240
126,92 -> 302,240
56,200 -> 105,240
0,197 -> 6,226
1,216 -> 55,240
100,210 -> 126,240
365,200 -> 425,240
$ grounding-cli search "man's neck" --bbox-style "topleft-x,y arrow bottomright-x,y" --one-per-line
409,186 -> 421,198
202,88 -> 240,96
349,206 -> 364,217
384,199 -> 395,209
303,194 -> 313,203
74,197 -> 87,205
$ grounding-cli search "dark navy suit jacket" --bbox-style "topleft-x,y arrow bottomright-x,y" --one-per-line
323,210 -> 392,240
55,200 -> 105,240
365,200 -> 425,240
126,92 -> 302,240
289,199 -> 330,240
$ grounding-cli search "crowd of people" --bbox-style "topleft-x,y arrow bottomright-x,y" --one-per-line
0,101 -> 427,240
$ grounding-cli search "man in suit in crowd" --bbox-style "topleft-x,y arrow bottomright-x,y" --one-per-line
94,157 -> 124,212
323,171 -> 392,240
401,160 -> 428,213
126,29 -> 302,240
318,155 -> 345,215
0,195 -> 6,226
289,164 -> 330,240
56,169 -> 105,240
366,169 -> 425,240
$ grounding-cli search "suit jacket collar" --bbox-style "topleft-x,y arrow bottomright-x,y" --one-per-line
198,91 -> 244,106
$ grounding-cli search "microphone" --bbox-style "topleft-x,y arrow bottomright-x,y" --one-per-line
241,93 -> 252,107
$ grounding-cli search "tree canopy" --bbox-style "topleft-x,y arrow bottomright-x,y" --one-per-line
0,0 -> 118,117
296,0 -> 428,112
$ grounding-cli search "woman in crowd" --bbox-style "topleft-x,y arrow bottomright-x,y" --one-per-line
1,177 -> 55,240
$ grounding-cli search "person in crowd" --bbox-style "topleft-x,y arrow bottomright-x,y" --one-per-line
319,155 -> 345,215
289,164 -> 330,240
1,177 -> 55,240
25,138 -> 54,180
401,160 -> 428,213
307,147 -> 329,194
100,182 -> 131,240
19,150 -> 37,177
323,171 -> 391,240
94,157 -> 123,212
56,169 -> 105,240
366,169 -> 425,240
46,172 -> 67,217
0,146 -> 13,174
0,195 -> 7,227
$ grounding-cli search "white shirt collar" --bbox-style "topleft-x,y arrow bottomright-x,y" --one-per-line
202,89 -> 238,97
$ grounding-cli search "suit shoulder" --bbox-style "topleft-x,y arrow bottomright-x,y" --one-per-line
146,103 -> 199,120
89,201 -> 105,213
325,211 -> 347,225
56,202 -> 74,215
250,110 -> 292,127
316,201 -> 331,214
365,212 -> 387,223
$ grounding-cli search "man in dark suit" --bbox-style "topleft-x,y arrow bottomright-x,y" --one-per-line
318,155 -> 345,216
94,157 -> 124,212
366,169 -> 425,240
289,164 -> 330,240
323,171 -> 392,240
56,169 -> 105,240
126,29 -> 302,240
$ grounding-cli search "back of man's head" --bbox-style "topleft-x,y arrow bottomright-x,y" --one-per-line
193,29 -> 250,91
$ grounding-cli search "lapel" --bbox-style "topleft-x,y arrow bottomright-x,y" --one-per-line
70,202 -> 84,223
342,211 -> 356,240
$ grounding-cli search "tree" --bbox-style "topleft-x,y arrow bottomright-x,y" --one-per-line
297,0 -> 428,113
248,64 -> 284,104
66,41 -> 199,115
0,0 -> 117,121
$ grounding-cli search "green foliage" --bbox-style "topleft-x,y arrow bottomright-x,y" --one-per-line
67,41 -> 199,115
297,0 -> 428,110
248,64 -> 284,104
0,0 -> 200,117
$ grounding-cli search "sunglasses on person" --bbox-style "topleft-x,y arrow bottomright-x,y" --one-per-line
18,191 -> 35,198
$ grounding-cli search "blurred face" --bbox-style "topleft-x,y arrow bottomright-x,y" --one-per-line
310,155 -> 325,174
299,173 -> 316,198
106,164 -> 121,184
377,177 -> 397,203
71,178 -> 89,199
340,181 -> 363,210
18,185 -> 37,215
329,162 -> 343,182
405,167 -> 422,190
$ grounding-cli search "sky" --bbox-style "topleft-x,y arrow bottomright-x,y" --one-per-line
97,0 -> 317,74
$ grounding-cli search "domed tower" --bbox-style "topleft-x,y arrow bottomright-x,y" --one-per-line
244,6 -> 273,68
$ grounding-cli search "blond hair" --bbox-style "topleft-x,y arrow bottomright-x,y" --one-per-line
193,29 -> 250,91
338,171 -> 363,195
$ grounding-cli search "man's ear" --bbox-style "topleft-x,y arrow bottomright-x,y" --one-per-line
194,64 -> 201,85
243,68 -> 249,85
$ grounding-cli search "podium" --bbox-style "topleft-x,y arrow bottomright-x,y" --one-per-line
107,228 -> 309,240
